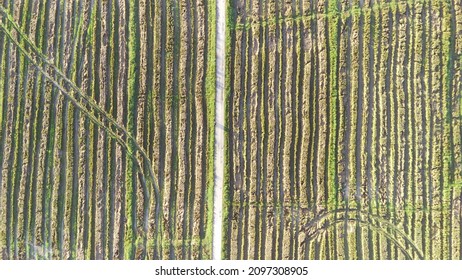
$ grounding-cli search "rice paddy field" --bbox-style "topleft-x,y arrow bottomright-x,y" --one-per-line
0,0 -> 216,259
223,0 -> 462,260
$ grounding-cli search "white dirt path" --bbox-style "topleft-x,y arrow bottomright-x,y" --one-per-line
213,0 -> 225,260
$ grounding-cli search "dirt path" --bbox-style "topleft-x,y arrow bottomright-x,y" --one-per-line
213,0 -> 225,260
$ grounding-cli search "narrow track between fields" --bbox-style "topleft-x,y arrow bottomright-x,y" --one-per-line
213,0 -> 225,260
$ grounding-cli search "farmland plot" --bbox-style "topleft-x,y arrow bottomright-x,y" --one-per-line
0,0 -> 215,259
224,0 -> 462,259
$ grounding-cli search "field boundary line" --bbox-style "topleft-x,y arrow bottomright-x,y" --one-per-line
213,0 -> 225,260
